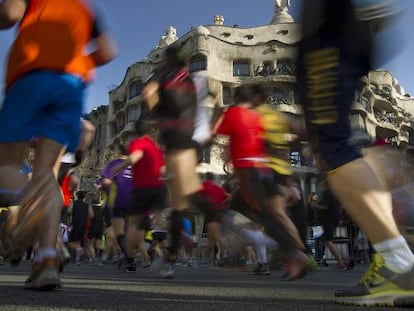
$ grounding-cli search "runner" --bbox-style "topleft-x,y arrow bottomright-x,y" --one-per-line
111,120 -> 167,273
141,45 -> 201,277
213,85 -> 310,281
0,0 -> 116,289
296,0 -> 414,306
99,143 -> 134,267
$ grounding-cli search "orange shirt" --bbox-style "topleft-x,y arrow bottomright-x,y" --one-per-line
5,0 -> 96,89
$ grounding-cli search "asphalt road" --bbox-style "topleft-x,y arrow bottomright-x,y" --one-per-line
0,260 -> 407,311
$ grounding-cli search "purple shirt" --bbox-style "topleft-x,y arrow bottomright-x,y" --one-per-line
100,158 -> 133,210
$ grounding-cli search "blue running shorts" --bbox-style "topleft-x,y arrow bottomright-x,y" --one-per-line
0,71 -> 85,152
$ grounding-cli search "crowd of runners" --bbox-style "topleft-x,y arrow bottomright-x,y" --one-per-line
1,0 -> 414,308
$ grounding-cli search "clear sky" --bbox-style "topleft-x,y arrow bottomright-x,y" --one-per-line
0,0 -> 413,113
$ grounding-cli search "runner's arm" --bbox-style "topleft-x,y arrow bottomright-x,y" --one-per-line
111,150 -> 143,177
0,0 -> 27,29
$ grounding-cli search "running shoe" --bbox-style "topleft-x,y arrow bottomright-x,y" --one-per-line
141,259 -> 152,268
2,243 -> 22,266
335,254 -> 414,307
159,263 -> 175,279
24,257 -> 61,290
307,254 -> 319,272
151,256 -> 175,278
332,263 -> 348,271
150,256 -> 164,272
57,245 -> 71,273
253,263 -> 271,276
125,262 -> 137,273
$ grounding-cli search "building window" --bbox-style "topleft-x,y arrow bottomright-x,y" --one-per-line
354,91 -> 361,103
199,145 -> 211,164
290,151 -> 302,167
233,60 -> 250,77
113,100 -> 123,113
255,61 -> 274,76
269,88 -> 288,106
222,86 -> 232,106
361,96 -> 371,112
189,54 -> 207,73
116,113 -> 125,133
110,123 -> 116,138
276,59 -> 294,75
128,81 -> 142,99
127,106 -> 140,123
95,125 -> 101,145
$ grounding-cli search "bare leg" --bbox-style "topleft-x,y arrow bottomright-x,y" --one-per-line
267,195 -> 305,252
328,158 -> 400,244
126,215 -> 139,259
206,221 -> 228,263
166,149 -> 201,212
325,240 -> 346,267
165,148 -> 201,259
13,138 -> 65,250
0,143 -> 28,197
137,229 -> 150,264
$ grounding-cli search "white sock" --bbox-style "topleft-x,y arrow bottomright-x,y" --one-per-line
373,235 -> 414,273
33,247 -> 57,262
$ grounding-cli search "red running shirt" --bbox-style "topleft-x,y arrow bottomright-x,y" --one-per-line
61,174 -> 74,208
128,136 -> 165,188
216,106 -> 266,168
200,180 -> 228,210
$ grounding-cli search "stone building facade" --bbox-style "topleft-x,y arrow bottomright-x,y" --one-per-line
350,70 -> 414,149
103,2 -> 303,178
84,1 -> 414,235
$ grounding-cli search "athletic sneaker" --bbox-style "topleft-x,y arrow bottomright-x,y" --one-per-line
150,256 -> 164,272
335,254 -> 414,307
307,255 -> 319,272
151,256 -> 175,278
125,262 -> 137,273
141,259 -> 151,268
57,246 -> 71,272
159,263 -> 175,279
24,257 -> 61,290
2,244 -> 22,266
253,263 -> 271,276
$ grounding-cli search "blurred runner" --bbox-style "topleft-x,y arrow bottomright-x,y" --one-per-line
296,0 -> 414,306
0,0 -> 117,290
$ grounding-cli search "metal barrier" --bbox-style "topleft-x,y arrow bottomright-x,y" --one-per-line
308,223 -> 371,264
188,223 -> 372,265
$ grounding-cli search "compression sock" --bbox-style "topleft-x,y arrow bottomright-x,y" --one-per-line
116,234 -> 127,258
168,210 -> 184,260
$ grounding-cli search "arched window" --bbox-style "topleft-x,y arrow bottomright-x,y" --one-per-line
128,81 -> 143,99
127,105 -> 141,123
189,54 -> 207,73
233,60 -> 250,77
